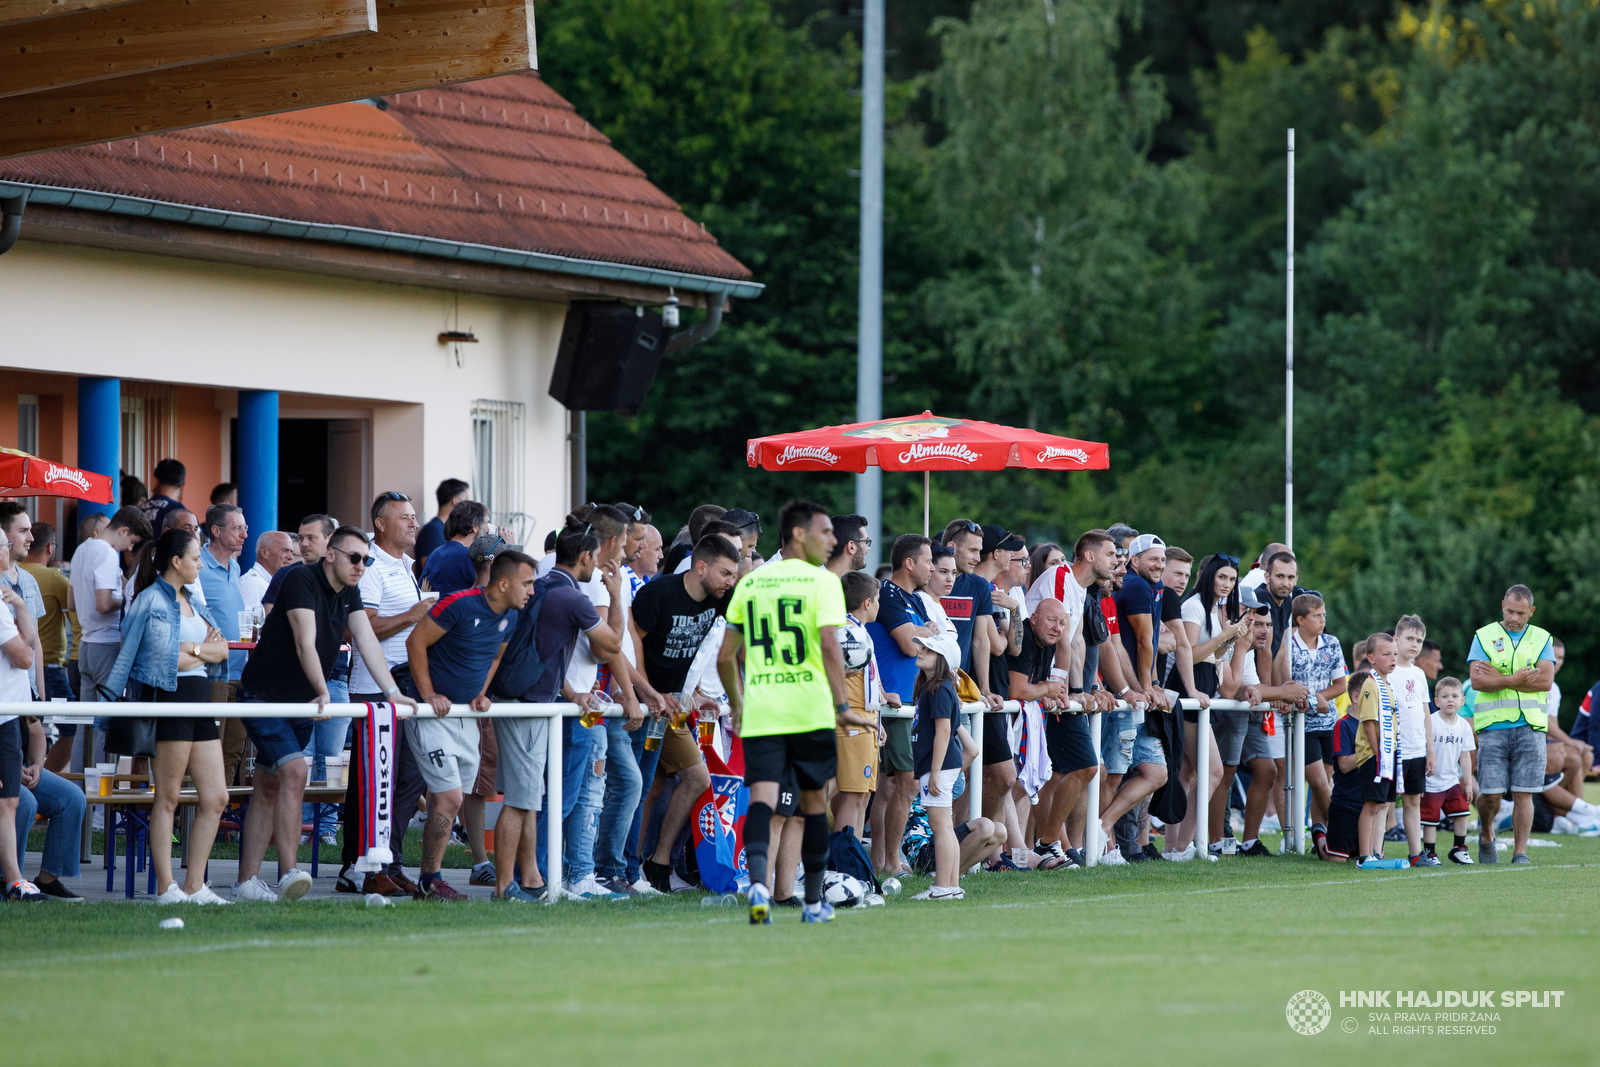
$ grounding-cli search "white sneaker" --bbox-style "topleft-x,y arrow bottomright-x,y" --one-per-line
320,832 -> 339,847
630,878 -> 664,897
276,869 -> 313,902
1552,816 -> 1577,835
552,883 -> 587,901
233,876 -> 278,902
668,871 -> 697,893
1162,843 -> 1196,862
186,883 -> 232,906
911,885 -> 965,900
567,874 -> 626,900
1098,843 -> 1129,867
156,882 -> 190,905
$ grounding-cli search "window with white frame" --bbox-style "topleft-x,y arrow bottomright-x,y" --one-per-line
470,399 -> 528,546
17,394 -> 39,520
119,384 -> 176,492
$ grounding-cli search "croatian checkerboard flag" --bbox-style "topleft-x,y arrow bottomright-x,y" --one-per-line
354,703 -> 397,872
691,743 -> 748,894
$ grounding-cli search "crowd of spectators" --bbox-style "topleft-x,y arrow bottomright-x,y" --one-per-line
3,466 -> 1598,904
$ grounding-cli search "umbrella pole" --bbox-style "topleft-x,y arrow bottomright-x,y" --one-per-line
923,470 -> 930,537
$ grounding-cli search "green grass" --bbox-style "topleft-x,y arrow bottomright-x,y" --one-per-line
3,832 -> 1596,1066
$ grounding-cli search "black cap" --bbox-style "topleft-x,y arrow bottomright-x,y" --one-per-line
981,524 -> 1024,555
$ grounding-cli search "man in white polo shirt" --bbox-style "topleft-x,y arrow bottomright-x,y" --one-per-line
335,491 -> 434,898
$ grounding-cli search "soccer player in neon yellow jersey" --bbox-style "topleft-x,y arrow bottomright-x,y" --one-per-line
720,499 -> 865,925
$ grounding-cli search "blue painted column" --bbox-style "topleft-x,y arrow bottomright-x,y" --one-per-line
237,390 -> 278,564
77,377 -> 120,520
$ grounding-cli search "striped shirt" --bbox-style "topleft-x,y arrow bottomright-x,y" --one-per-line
349,542 -> 421,694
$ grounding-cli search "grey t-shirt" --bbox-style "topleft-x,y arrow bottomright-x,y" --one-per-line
522,568 -> 601,702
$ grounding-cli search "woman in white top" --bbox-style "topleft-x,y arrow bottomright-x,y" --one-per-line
1163,554 -> 1252,859
103,530 -> 231,905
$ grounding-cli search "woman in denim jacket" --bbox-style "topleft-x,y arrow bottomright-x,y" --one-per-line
105,529 -> 231,904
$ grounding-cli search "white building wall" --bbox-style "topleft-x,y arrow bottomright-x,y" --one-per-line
0,239 -> 572,544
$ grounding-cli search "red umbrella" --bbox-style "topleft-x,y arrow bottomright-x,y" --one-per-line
0,447 -> 114,504
746,411 -> 1109,534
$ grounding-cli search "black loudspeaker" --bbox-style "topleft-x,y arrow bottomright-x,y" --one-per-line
548,301 -> 668,416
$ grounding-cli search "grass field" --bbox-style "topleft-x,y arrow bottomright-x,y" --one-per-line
3,829 -> 1595,1067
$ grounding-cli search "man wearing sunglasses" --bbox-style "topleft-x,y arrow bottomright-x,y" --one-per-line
825,514 -> 870,577
234,526 -> 418,902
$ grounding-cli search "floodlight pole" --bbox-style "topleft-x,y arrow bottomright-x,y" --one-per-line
1286,127 -> 1307,855
855,0 -> 885,570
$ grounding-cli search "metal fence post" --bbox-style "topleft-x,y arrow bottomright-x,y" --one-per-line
1195,700 -> 1210,860
545,709 -> 563,904
1084,710 -> 1102,866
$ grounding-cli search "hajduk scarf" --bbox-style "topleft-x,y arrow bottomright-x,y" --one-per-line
1008,700 -> 1051,801
354,702 -> 398,872
1370,672 -> 1398,782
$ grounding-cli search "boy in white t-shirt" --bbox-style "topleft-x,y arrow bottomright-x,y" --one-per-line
1389,615 -> 1435,866
1421,676 -> 1477,866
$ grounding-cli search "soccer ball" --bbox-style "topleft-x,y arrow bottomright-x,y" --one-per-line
841,623 -> 873,673
822,871 -> 868,907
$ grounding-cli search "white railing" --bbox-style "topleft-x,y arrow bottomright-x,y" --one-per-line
8,693 -> 1307,895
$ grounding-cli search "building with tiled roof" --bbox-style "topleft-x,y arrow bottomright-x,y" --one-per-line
0,72 -> 758,552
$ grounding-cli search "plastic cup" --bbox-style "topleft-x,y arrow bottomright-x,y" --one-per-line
84,768 -> 101,796
97,762 -> 116,795
237,610 -> 253,639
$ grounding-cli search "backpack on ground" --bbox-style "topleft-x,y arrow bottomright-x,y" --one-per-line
827,825 -> 877,891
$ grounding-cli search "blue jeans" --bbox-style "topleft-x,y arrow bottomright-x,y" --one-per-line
535,718 -> 606,883
625,722 -> 664,883
15,768 -> 86,878
301,692 -> 349,836
593,716 -> 644,880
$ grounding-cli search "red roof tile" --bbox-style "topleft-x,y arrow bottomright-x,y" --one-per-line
1,73 -> 752,284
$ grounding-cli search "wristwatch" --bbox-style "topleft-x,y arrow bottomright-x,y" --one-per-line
382,685 -> 400,698
1117,685 -> 1131,697
1068,687 -> 1086,695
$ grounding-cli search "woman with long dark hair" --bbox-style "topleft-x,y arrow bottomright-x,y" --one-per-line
1162,553 -> 1252,860
1026,543 -> 1065,591
104,529 -> 231,904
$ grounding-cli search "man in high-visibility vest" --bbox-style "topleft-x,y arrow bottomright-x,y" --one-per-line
1466,584 -> 1556,865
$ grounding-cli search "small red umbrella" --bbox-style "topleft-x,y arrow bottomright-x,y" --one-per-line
746,411 -> 1109,534
0,447 -> 114,504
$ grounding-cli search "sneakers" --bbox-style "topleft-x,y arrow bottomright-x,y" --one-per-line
641,859 -> 674,895
748,882 -> 772,925
1097,842 -> 1128,867
1511,852 -> 1531,865
801,899 -> 836,922
34,879 -> 84,902
1384,825 -> 1408,842
772,895 -> 803,908
5,879 -> 49,903
156,882 -> 191,905
1141,843 -> 1164,862
1124,846 -> 1149,863
1478,841 -> 1499,864
1063,848 -> 1085,869
1411,852 -> 1442,867
911,886 -> 965,901
1448,845 -> 1475,865
421,875 -> 467,900
187,883 -> 232,906
276,869 -> 313,901
567,874 -> 627,900
233,876 -> 278,902
1162,843 -> 1196,862
1239,840 -> 1273,857
1031,840 -> 1073,870
983,853 -> 1023,872
469,861 -> 498,886
629,877 -> 664,897
668,871 -> 698,893
335,867 -> 364,894
492,883 -> 545,903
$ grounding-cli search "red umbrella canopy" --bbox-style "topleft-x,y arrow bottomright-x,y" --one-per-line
746,412 -> 1110,473
0,447 -> 114,503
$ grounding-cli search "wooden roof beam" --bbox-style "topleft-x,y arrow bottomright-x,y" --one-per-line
0,0 -> 536,159
1,0 -> 379,100
0,0 -> 138,30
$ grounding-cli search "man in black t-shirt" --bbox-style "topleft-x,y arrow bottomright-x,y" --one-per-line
1008,599 -> 1096,869
233,526 -> 416,904
629,535 -> 740,892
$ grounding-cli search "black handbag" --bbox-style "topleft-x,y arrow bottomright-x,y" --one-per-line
1084,588 -> 1111,647
98,683 -> 158,757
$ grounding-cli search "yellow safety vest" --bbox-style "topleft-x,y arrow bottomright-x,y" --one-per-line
1471,622 -> 1551,733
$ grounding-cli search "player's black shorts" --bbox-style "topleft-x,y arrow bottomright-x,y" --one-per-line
982,709 -> 1013,766
744,727 -> 837,793
1044,712 -> 1096,774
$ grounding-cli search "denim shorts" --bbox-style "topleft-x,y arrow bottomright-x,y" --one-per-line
1101,709 -> 1166,773
1476,724 -> 1546,794
238,688 -> 315,770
